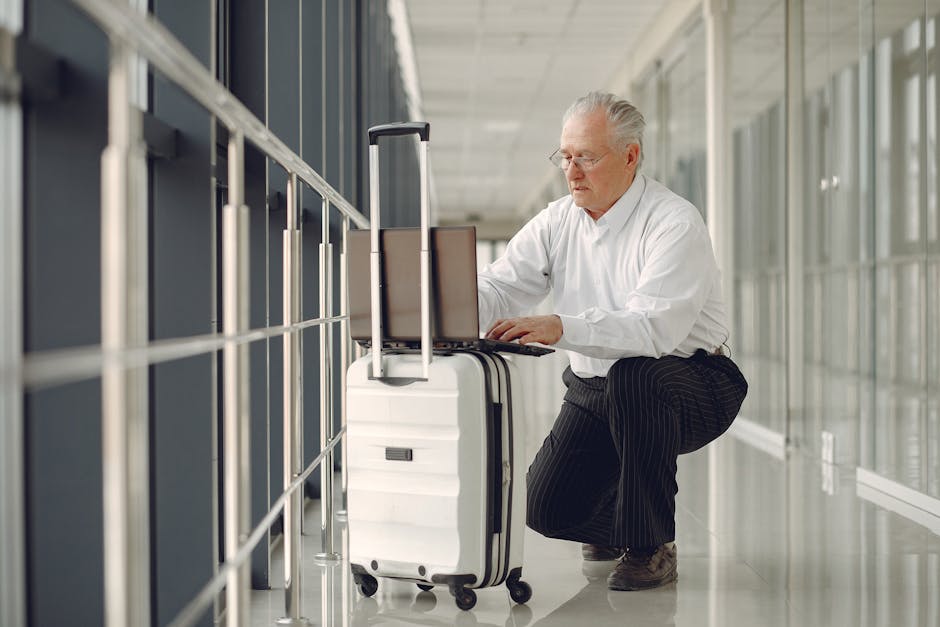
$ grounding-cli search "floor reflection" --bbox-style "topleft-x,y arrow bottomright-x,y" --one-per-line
251,423 -> 939,627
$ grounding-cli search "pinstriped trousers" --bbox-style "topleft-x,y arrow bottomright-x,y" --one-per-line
525,349 -> 748,549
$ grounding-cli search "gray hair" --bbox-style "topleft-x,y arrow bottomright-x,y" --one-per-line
563,91 -> 645,169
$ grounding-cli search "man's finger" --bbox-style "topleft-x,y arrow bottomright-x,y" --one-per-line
501,325 -> 528,342
486,319 -> 513,339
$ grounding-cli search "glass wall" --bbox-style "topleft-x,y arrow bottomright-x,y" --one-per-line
633,21 -> 707,214
529,0 -> 940,505
664,22 -> 708,216
795,0 -> 938,491
730,0 -> 788,435
799,0 -> 866,462
862,0 -> 940,497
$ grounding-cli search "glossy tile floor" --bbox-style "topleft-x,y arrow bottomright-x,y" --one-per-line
251,430 -> 940,627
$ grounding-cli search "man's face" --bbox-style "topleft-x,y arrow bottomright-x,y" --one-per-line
559,110 -> 639,215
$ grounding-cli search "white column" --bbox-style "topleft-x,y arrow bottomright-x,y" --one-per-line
704,11 -> 732,627
0,4 -> 26,626
704,0 -> 735,336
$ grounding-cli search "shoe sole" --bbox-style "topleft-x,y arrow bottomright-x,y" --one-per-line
607,567 -> 678,591
582,553 -> 624,562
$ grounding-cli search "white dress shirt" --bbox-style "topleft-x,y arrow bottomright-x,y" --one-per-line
477,174 -> 729,378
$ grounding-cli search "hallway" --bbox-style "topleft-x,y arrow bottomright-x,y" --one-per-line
5,1 -> 940,625
251,427 -> 940,627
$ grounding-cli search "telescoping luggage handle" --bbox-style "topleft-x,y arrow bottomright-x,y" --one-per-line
368,122 -> 432,381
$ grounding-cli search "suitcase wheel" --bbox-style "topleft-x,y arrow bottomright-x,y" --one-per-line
507,579 -> 532,604
451,586 -> 477,611
417,584 -> 434,592
357,574 -> 378,598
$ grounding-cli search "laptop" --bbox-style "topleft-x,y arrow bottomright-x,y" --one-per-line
347,225 -> 553,357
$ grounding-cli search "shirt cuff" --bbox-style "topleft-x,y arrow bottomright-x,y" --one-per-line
554,313 -> 590,350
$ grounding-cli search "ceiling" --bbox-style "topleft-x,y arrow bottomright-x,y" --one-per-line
401,0 -> 667,235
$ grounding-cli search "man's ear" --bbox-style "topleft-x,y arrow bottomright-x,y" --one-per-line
626,143 -> 640,169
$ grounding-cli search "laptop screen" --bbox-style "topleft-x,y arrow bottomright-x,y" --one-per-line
347,226 -> 481,343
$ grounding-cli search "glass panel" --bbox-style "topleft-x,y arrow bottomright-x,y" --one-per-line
800,0 -> 865,463
928,4 -> 940,498
663,21 -> 707,216
729,0 -> 787,434
866,0 -> 932,493
802,0 -> 832,453
634,68 -> 664,183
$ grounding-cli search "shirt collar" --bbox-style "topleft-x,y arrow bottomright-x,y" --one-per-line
593,173 -> 646,234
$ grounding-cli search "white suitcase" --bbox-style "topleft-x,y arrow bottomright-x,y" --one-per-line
345,122 -> 532,611
346,349 -> 529,610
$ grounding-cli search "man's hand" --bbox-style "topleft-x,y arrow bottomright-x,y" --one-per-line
485,315 -> 563,346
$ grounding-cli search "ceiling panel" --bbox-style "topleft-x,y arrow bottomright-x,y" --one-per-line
404,0 -> 667,225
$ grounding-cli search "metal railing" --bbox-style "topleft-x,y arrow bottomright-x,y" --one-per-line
1,6 -> 26,627
21,0 -> 370,625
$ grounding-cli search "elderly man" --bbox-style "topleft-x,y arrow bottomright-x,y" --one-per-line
477,91 -> 748,591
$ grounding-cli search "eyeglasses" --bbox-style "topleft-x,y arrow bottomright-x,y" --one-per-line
549,149 -> 610,171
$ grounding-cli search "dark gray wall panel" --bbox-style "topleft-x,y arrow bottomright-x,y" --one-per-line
301,223 -> 323,498
356,0 -> 418,230
230,0 -> 272,590
266,202 -> 284,518
25,383 -> 103,627
150,0 -> 214,624
267,0 -> 300,529
323,0 -> 341,190
300,0 -> 324,498
247,170 -> 271,589
24,0 -> 107,353
301,0 -> 324,175
24,1 -> 109,625
268,1 -> 299,155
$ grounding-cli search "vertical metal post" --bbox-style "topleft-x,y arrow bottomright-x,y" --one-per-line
418,139 -> 431,378
316,196 -> 339,561
0,8 -> 26,626
208,0 -> 222,621
101,40 -> 150,627
222,130 -> 251,627
336,216 -> 349,517
320,563 -> 338,627
368,145 -> 383,378
278,173 -> 310,626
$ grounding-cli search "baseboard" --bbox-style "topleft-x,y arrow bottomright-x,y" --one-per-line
855,467 -> 940,535
726,416 -> 787,460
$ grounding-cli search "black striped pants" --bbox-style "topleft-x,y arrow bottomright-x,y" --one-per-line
526,350 -> 748,549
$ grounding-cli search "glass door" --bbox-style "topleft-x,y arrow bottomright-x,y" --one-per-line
862,0 -> 937,497
800,0 -> 865,464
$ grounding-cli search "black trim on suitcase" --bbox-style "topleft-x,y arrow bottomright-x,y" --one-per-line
466,350 -> 516,589
488,352 -> 516,587
491,353 -> 515,586
471,351 -> 498,589
490,400 -> 504,535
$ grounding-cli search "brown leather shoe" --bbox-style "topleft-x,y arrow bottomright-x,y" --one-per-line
581,543 -> 624,561
607,543 -> 678,591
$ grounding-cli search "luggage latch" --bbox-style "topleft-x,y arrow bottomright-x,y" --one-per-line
385,447 -> 413,462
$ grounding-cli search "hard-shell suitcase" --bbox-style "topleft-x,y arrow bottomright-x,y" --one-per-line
345,122 -> 532,611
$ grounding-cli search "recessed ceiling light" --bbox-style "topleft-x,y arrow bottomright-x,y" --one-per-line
482,120 -> 521,134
